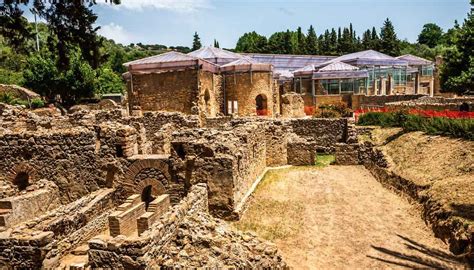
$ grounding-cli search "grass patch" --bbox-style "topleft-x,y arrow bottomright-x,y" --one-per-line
316,154 -> 335,167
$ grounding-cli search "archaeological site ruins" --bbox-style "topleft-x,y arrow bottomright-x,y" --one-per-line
0,46 -> 472,269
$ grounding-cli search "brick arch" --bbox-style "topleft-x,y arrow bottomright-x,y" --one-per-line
122,158 -> 171,196
6,163 -> 38,186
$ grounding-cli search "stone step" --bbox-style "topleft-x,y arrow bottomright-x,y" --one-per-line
71,245 -> 89,256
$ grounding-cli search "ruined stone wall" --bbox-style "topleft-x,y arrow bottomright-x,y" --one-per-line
0,128 -> 103,202
198,72 -> 222,119
170,122 -> 267,219
351,94 -> 426,109
289,118 -> 347,152
129,69 -> 199,113
224,71 -> 274,116
281,93 -> 305,118
88,184 -> 208,269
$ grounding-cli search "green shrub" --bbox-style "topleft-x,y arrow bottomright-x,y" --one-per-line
30,98 -> 45,109
358,112 -> 474,140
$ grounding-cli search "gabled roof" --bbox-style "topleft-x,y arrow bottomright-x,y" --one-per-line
396,54 -> 433,66
319,62 -> 359,72
123,51 -> 219,73
188,46 -> 242,60
320,50 -> 408,66
220,56 -> 272,73
124,51 -> 198,66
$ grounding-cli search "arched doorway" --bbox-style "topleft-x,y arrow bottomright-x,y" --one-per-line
255,94 -> 268,116
141,185 -> 155,210
13,172 -> 29,191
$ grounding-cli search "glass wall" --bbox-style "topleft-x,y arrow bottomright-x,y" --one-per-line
319,78 -> 367,95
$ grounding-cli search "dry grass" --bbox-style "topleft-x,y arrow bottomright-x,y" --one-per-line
232,165 -> 461,269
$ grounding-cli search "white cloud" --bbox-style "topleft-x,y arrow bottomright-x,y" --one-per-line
98,23 -> 135,44
105,0 -> 212,13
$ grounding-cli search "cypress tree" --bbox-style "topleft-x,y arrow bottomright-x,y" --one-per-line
306,25 -> 319,55
192,32 -> 202,51
296,26 -> 307,54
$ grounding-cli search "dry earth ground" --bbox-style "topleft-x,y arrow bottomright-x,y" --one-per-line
233,165 -> 465,269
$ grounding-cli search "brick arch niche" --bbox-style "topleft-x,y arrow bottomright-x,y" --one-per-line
122,158 -> 182,204
7,163 -> 37,191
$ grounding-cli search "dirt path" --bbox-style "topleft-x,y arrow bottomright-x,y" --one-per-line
233,166 -> 465,269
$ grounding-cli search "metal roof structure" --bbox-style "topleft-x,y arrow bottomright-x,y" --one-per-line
220,56 -> 273,73
243,53 -> 335,71
319,50 -> 408,67
396,54 -> 433,66
124,51 -> 219,73
188,46 -> 242,66
319,62 -> 359,72
312,70 -> 369,80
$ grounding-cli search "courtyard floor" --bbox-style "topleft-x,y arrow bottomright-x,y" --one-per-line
233,165 -> 465,269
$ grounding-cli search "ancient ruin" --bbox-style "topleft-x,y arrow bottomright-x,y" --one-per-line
0,47 -> 472,269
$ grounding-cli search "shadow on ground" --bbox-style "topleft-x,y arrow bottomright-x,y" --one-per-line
367,234 -> 466,269
450,203 -> 474,220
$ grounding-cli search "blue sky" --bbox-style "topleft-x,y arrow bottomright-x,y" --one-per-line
28,0 -> 472,48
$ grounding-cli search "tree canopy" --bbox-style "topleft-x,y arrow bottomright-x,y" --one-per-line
418,23 -> 444,48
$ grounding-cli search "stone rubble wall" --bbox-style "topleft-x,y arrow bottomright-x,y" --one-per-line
88,184 -> 208,269
281,93 -> 305,118
289,118 -> 348,152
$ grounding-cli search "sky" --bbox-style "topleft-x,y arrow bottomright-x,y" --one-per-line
26,0 -> 472,49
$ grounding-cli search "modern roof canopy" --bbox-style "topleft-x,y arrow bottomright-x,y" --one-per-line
294,62 -> 364,79
220,56 -> 273,73
188,46 -> 242,66
396,54 -> 433,66
319,50 -> 408,67
123,51 -> 219,73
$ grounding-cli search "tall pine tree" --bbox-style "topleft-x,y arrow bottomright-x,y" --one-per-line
380,18 -> 400,56
192,32 -> 202,51
306,25 -> 319,55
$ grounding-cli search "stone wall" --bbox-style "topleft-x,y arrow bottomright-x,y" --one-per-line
170,122 -> 267,219
281,93 -> 305,118
0,84 -> 40,100
223,71 -> 275,117
88,184 -> 208,269
128,69 -> 199,113
289,118 -> 347,152
352,94 -> 426,109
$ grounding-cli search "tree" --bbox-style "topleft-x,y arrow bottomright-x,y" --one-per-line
296,26 -> 307,54
329,28 -> 338,55
306,25 -> 319,55
96,67 -> 124,96
192,32 -> 202,51
339,27 -> 352,54
33,0 -> 109,70
23,54 -> 60,100
61,50 -> 96,105
441,13 -> 474,94
418,23 -> 444,48
213,39 -> 220,48
371,27 -> 380,50
380,18 -> 400,56
235,31 -> 268,53
0,2 -> 33,54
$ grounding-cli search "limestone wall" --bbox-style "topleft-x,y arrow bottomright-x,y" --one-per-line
289,118 -> 347,152
223,72 -> 275,117
128,69 -> 199,113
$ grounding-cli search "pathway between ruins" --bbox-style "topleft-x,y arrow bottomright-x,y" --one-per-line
234,165 -> 465,269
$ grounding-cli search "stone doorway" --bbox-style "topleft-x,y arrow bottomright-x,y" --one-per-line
256,94 -> 268,116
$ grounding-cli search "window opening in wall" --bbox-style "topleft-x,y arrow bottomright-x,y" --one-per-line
141,185 -> 155,210
227,100 -> 239,115
13,172 -> 29,191
255,94 -> 268,116
115,145 -> 124,157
